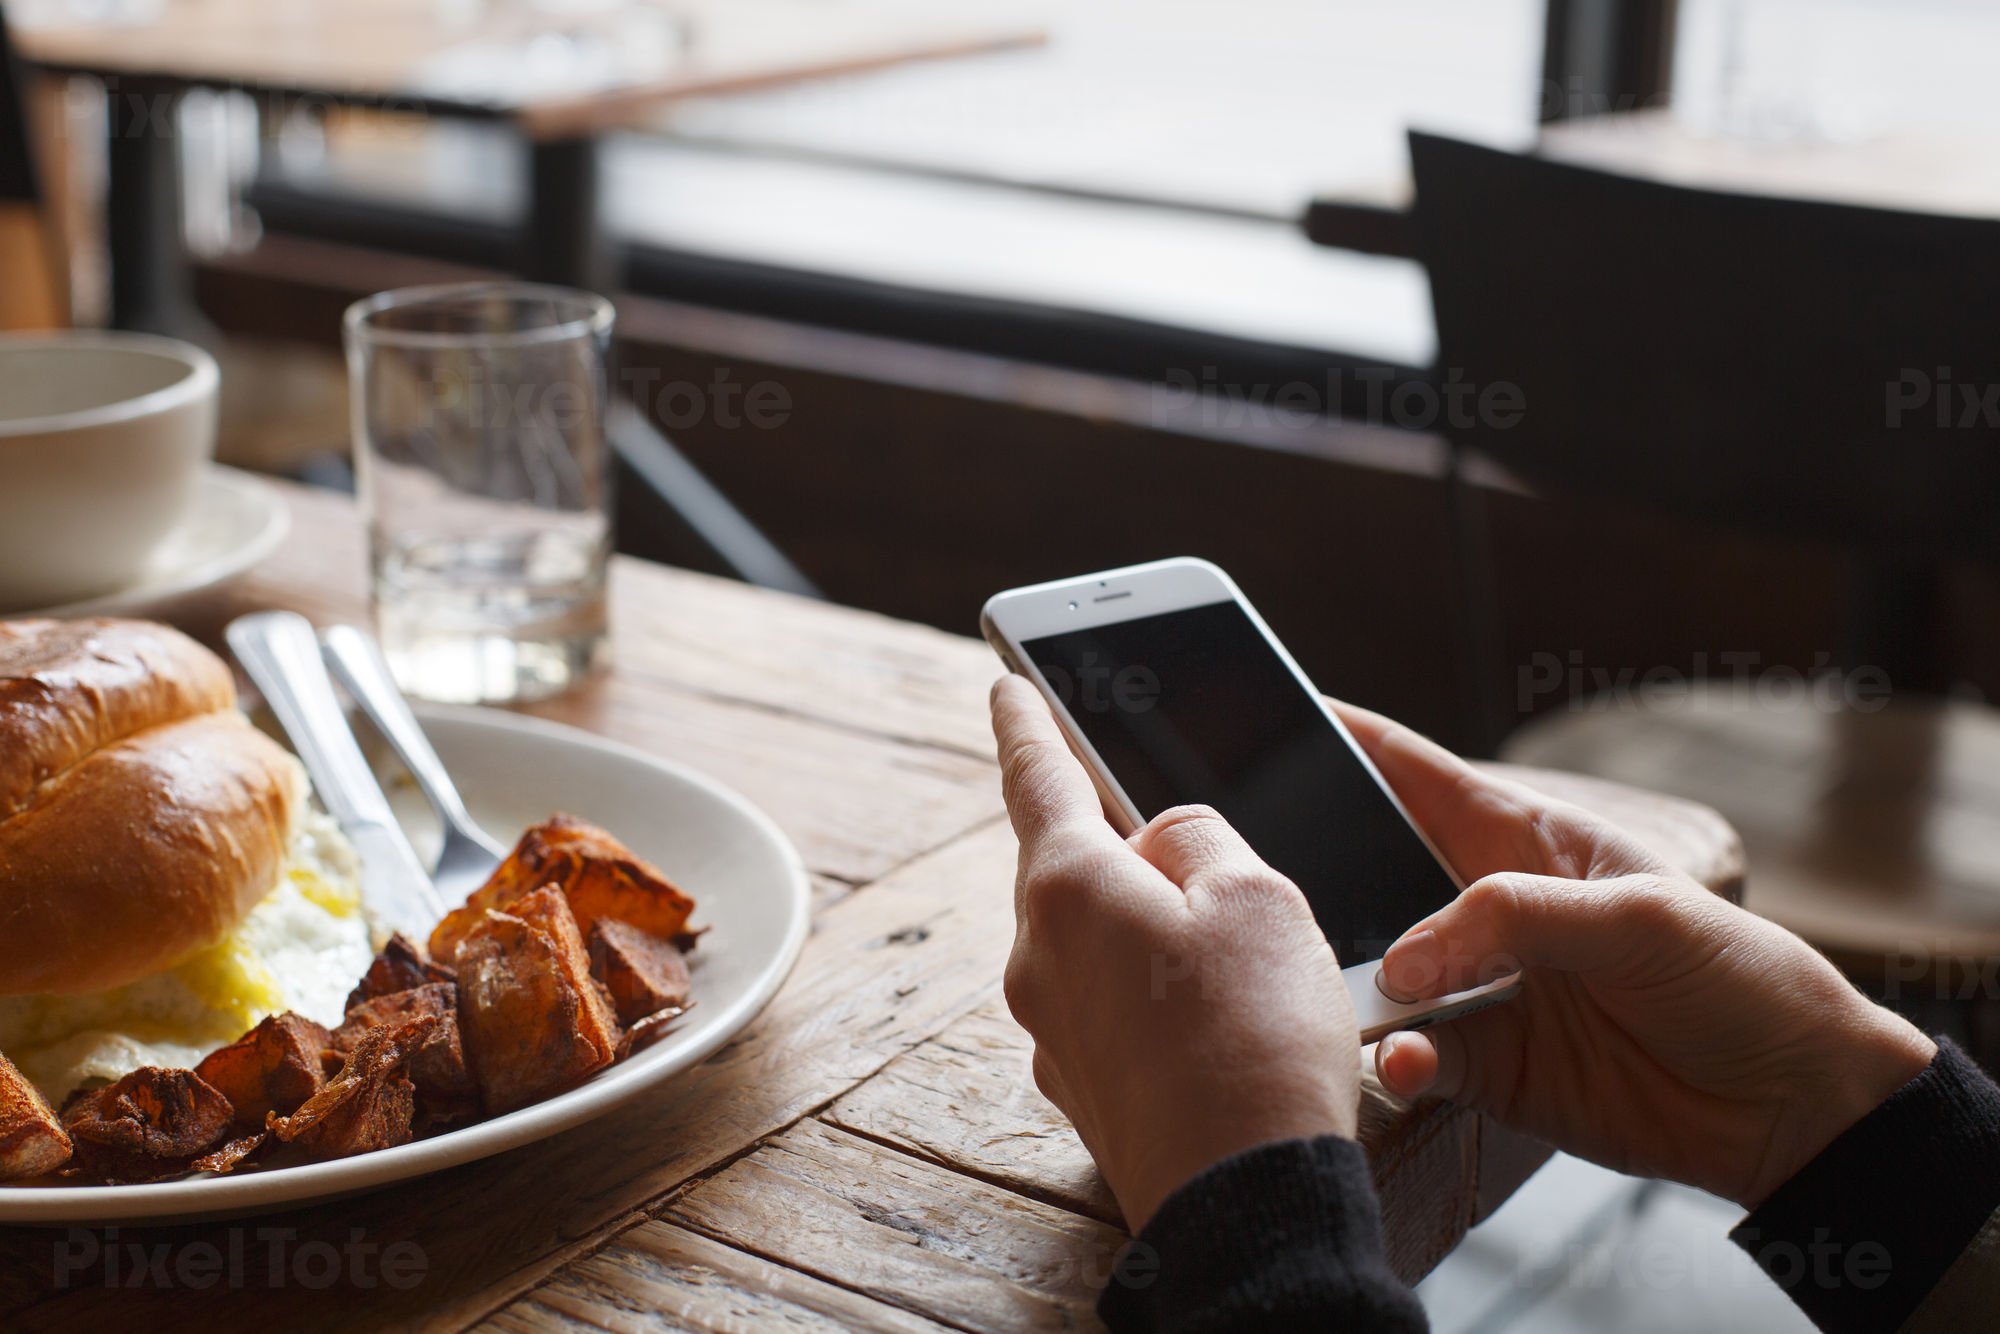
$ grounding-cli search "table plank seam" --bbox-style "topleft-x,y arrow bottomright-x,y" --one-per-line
453,1209 -> 655,1334
632,980 -> 1015,1209
495,1217 -> 964,1334
661,1122 -> 1110,1334
818,811 -> 1011,914
659,1215 -> 984,1334
816,1112 -> 1122,1235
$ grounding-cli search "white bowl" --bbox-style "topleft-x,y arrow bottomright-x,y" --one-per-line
0,332 -> 219,610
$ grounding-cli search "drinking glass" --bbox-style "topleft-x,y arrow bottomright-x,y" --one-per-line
344,282 -> 614,704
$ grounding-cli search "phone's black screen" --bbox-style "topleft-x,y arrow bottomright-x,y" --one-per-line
1022,599 -> 1459,963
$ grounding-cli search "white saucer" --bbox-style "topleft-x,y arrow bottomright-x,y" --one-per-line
0,466 -> 291,619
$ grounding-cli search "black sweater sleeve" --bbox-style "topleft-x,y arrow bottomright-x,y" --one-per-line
1730,1038 -> 2000,1334
1097,1135 -> 1428,1334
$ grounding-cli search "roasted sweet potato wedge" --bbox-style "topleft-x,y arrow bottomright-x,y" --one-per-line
61,1068 -> 233,1183
0,1052 -> 71,1181
429,815 -> 695,964
345,932 -> 456,1012
334,983 -> 478,1118
588,918 -> 692,1025
194,1011 -> 337,1129
455,887 -> 621,1115
268,1015 -> 436,1160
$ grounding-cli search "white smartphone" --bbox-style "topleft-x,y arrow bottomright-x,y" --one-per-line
981,556 -> 1520,1042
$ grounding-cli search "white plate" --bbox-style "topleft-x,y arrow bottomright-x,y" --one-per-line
0,465 -> 290,618
0,704 -> 812,1224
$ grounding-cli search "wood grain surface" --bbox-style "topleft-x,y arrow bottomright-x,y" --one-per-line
0,479 -> 1744,1331
482,1222 -> 959,1334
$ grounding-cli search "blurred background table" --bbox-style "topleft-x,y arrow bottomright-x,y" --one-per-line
8,0 -> 1042,329
1535,109 -> 2000,221
0,480 -> 1743,1331
1304,107 -> 2000,260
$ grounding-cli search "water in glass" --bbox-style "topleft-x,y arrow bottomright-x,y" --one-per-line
345,283 -> 615,703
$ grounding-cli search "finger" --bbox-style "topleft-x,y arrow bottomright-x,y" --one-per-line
1374,1029 -> 1440,1097
1377,1017 -> 1479,1102
1129,804 -> 1278,897
1379,871 -> 1676,1001
1326,697 -> 1562,878
991,676 -> 1119,860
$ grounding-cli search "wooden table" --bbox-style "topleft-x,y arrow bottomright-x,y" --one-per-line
0,480 -> 1742,1331
11,0 -> 1041,325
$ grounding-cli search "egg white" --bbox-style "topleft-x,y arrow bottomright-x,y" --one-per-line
0,811 -> 375,1104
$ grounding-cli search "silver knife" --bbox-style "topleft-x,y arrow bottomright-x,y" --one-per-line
226,610 -> 447,941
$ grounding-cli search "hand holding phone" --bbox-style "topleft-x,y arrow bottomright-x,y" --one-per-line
983,557 -> 1519,1040
991,674 -> 1363,1232
1341,695 -> 1935,1207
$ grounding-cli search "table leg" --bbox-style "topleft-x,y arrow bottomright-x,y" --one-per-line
524,133 -> 616,293
103,76 -> 210,336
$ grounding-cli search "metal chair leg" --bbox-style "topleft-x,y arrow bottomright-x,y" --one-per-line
608,401 -> 823,599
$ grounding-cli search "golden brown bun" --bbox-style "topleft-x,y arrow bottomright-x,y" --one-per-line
0,619 -> 236,822
0,620 -> 304,995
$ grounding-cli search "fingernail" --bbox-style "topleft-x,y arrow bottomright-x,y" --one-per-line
1381,929 -> 1442,1002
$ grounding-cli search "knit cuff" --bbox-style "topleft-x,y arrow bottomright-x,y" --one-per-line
1099,1135 -> 1427,1334
1730,1039 -> 2000,1334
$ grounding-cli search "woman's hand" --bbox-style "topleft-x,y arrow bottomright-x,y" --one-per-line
1344,700 -> 1937,1208
991,675 -> 1360,1232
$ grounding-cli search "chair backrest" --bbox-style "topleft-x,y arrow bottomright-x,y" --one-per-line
1409,130 -> 2000,564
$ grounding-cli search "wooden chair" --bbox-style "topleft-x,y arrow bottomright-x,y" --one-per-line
0,5 -> 64,329
1409,130 -> 2000,1062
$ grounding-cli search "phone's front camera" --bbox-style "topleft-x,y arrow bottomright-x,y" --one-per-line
1067,600 -> 1079,610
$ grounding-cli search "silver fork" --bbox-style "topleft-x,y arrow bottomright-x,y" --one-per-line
321,624 -> 508,908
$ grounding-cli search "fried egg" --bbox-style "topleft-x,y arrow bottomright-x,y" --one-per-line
0,811 -> 376,1104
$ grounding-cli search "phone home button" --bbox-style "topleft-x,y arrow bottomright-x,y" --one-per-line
1374,964 -> 1408,1004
